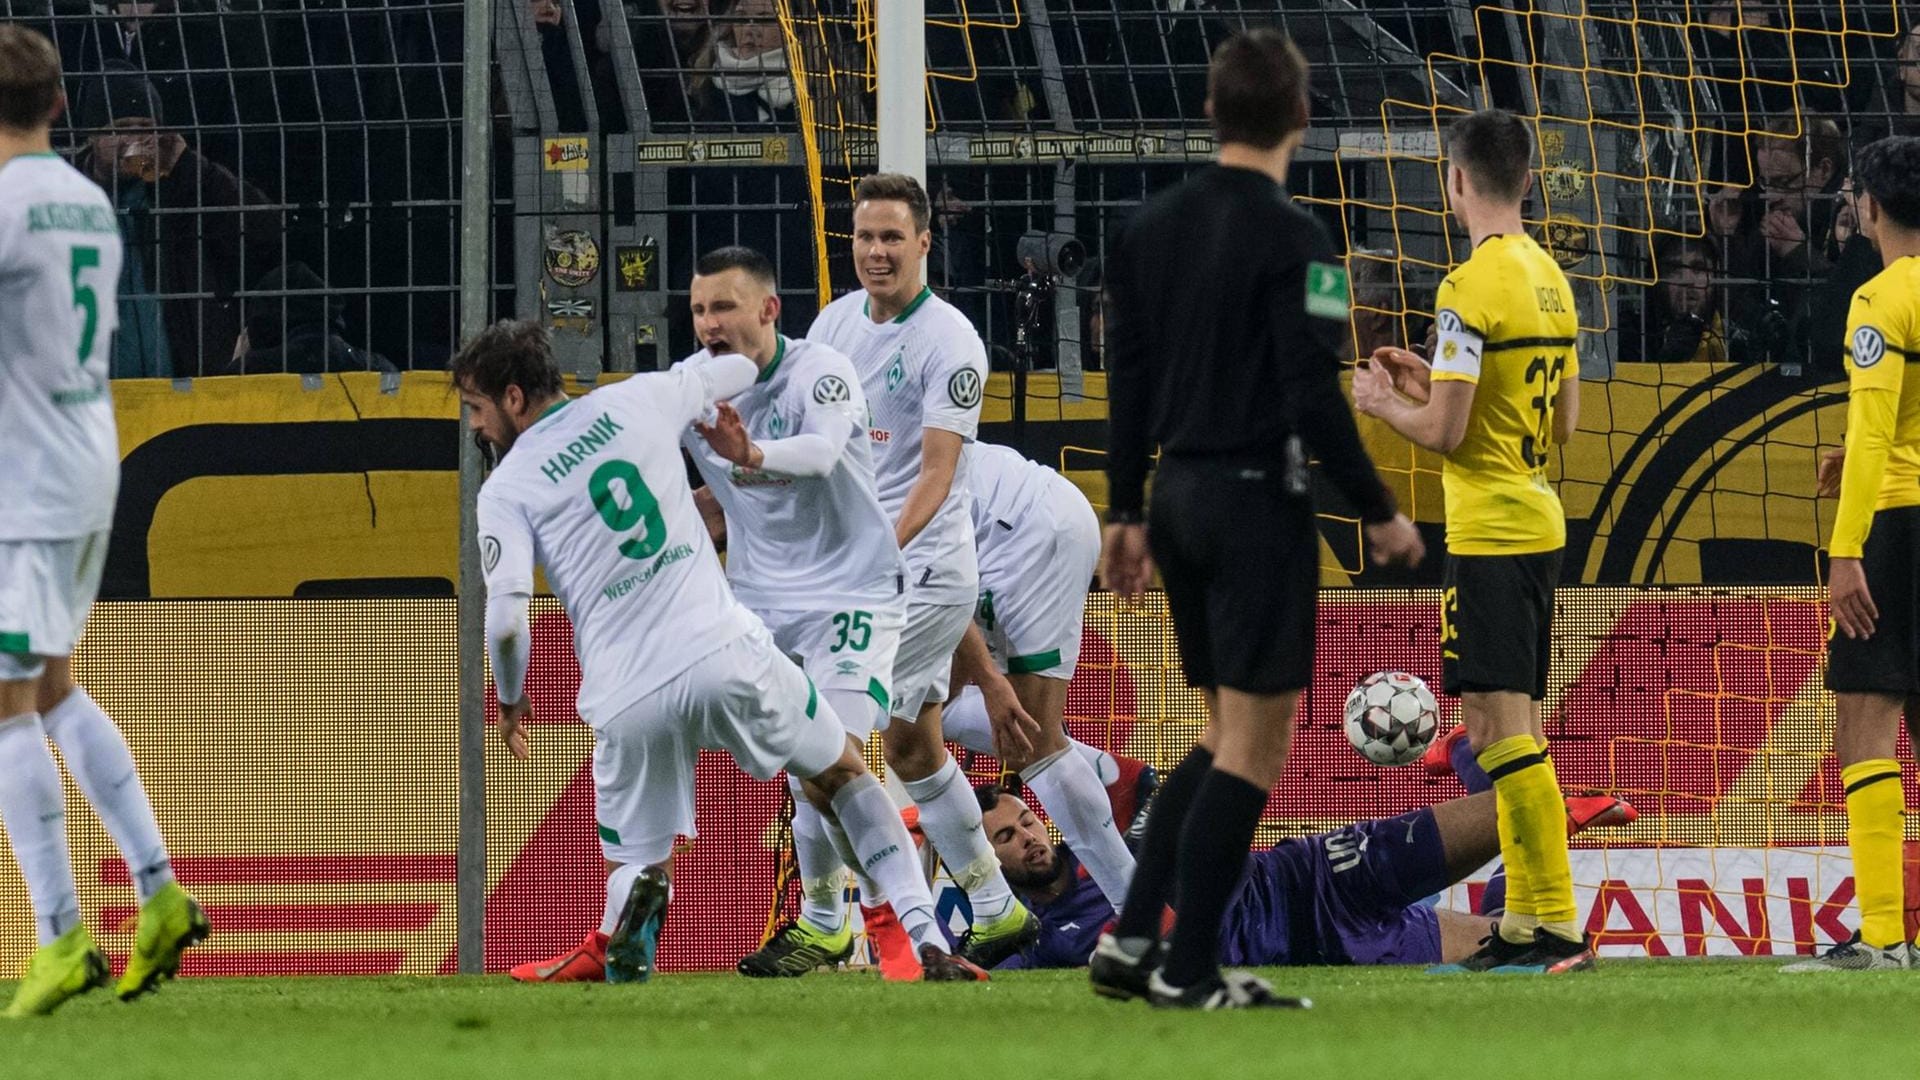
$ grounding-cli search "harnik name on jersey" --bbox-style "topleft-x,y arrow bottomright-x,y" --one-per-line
537,412 -> 625,485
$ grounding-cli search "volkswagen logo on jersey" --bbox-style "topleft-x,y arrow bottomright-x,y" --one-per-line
812,375 -> 851,404
886,351 -> 906,392
1436,308 -> 1464,334
948,368 -> 982,409
1853,325 -> 1888,369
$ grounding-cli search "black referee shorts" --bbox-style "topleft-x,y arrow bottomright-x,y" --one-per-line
1441,550 -> 1561,700
1828,506 -> 1920,695
1148,456 -> 1318,694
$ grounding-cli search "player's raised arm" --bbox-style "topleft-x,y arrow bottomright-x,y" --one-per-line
701,375 -> 863,478
1353,300 -> 1479,455
652,351 -> 759,427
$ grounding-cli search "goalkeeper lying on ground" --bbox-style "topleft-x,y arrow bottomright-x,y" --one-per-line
978,735 -> 1634,970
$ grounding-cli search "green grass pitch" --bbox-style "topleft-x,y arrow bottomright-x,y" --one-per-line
4,963 -> 1913,1078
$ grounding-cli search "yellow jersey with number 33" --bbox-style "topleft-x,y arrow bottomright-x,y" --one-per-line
1429,234 -> 1577,555
1831,254 -> 1920,559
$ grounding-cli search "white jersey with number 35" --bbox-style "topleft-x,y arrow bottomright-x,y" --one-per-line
0,154 -> 124,540
477,360 -> 759,726
807,287 -> 988,607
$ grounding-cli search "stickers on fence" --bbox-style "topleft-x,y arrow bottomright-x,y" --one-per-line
544,228 -> 600,288
543,137 -> 589,171
614,240 -> 658,292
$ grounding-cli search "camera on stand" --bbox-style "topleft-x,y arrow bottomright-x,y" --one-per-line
982,230 -> 1086,444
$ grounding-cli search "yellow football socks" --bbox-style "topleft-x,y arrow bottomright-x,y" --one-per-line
1842,758 -> 1906,949
1479,734 -> 1578,943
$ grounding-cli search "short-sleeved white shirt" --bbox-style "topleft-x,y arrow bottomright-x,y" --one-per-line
0,154 -> 124,540
808,287 -> 988,606
478,363 -> 758,726
681,335 -> 906,612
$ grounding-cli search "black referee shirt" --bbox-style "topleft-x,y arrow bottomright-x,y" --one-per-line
1105,164 -> 1398,524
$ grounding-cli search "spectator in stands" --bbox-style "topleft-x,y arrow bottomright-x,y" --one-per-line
71,63 -> 277,378
1347,248 -> 1423,361
1895,22 -> 1920,136
929,175 -> 988,331
1804,173 -> 1884,372
1622,236 -> 1727,364
1755,118 -> 1846,284
227,263 -> 396,376
691,0 -> 795,127
629,0 -> 713,127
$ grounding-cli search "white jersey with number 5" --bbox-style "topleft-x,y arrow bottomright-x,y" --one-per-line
807,287 -> 988,607
679,335 -> 906,611
477,358 -> 760,727
0,153 -> 124,540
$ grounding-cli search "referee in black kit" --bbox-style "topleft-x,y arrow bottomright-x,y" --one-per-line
1090,28 -> 1425,1010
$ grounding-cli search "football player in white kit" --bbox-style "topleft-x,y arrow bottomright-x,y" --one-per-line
670,247 -> 918,978
940,442 -> 1136,911
0,26 -> 207,1018
461,318 -> 987,984
808,173 -> 1041,967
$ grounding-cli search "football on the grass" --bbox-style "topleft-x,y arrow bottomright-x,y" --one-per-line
1343,671 -> 1439,766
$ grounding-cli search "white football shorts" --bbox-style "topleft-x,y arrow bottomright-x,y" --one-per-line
0,530 -> 109,680
888,597 -> 974,723
976,480 -> 1099,681
760,599 -> 905,739
591,623 -> 848,865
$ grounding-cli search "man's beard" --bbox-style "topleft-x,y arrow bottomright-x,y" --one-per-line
1003,846 -> 1068,892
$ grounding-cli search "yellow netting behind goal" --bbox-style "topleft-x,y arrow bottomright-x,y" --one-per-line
777,1 -> 1023,307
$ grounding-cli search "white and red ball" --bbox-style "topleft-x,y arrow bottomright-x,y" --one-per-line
1342,670 -> 1439,766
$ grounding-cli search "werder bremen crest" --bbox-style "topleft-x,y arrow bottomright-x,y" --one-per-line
885,350 -> 905,392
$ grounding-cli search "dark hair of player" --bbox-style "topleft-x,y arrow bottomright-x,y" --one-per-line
0,25 -> 63,131
1206,28 -> 1310,150
854,172 -> 931,233
449,319 -> 565,403
695,245 -> 778,290
974,782 -> 1013,816
1445,109 -> 1534,203
1853,136 -> 1920,232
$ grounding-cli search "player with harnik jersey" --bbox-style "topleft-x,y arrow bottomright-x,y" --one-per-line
1355,108 -> 1590,974
1787,136 -> 1920,973
462,319 -> 987,984
0,26 -> 207,1018
807,172 -> 1041,967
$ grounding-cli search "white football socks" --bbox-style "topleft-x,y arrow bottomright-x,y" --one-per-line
1070,737 -> 1120,786
902,754 -> 1017,924
828,772 -> 943,954
1022,745 -> 1135,909
0,714 -> 80,944
786,776 -> 851,934
42,688 -> 174,903
599,862 -> 651,937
